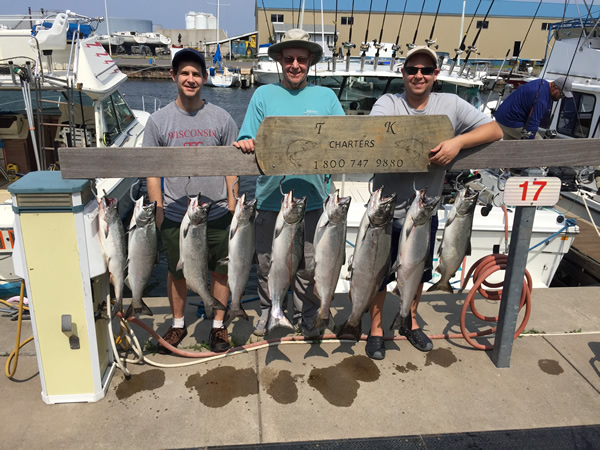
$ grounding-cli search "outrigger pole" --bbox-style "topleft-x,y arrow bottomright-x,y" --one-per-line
447,0 -> 482,75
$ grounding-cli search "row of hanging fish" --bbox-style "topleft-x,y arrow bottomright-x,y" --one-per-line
98,184 -> 478,338
98,196 -> 158,319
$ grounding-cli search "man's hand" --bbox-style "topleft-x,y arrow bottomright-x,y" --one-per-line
429,138 -> 462,166
233,138 -> 255,154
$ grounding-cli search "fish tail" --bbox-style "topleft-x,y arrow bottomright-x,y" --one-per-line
138,299 -> 153,316
390,312 -> 411,331
123,303 -> 134,320
336,320 -> 361,341
313,308 -> 334,332
225,305 -> 249,323
427,280 -> 454,293
112,298 -> 124,318
267,314 -> 295,334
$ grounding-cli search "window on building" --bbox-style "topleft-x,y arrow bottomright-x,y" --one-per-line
541,22 -> 551,30
476,20 -> 489,29
513,41 -> 521,57
271,14 -> 283,23
341,16 -> 354,25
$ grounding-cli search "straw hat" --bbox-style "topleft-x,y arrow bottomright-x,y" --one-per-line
268,28 -> 323,66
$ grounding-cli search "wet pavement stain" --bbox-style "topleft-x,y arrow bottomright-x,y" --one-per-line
395,362 -> 420,373
185,366 -> 258,408
424,347 -> 458,368
265,370 -> 298,404
115,369 -> 166,400
538,359 -> 564,375
307,355 -> 380,407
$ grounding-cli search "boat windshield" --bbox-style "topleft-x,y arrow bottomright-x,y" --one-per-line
556,92 -> 596,139
101,91 -> 136,146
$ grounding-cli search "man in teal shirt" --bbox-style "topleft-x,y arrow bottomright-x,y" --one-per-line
234,29 -> 345,337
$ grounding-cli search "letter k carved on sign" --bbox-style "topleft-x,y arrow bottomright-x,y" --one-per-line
385,121 -> 397,135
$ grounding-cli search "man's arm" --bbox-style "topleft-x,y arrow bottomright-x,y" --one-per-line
225,175 -> 238,212
147,177 -> 164,229
429,121 -> 503,166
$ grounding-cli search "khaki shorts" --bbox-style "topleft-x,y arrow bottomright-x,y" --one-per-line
160,212 -> 232,279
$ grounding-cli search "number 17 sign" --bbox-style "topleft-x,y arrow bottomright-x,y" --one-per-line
503,177 -> 561,207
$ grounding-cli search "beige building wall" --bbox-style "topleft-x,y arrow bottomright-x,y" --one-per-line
257,10 -> 560,62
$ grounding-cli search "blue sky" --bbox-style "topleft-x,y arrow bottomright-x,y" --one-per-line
3,1 -> 595,36
2,0 -> 257,35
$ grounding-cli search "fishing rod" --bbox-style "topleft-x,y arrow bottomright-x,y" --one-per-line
388,0 -> 408,74
505,0 -> 543,82
447,0 -> 482,75
360,0 -> 374,72
261,0 -> 273,44
341,0 -> 356,73
373,0 -> 390,71
458,0 -> 496,78
329,0 -> 339,72
482,48 -> 510,114
425,0 -> 443,48
409,0 -> 427,50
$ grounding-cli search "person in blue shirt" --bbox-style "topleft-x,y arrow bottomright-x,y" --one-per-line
233,29 -> 345,338
494,76 -> 573,140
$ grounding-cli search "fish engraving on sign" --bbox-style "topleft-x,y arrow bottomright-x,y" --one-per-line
395,138 -> 426,162
286,139 -> 318,168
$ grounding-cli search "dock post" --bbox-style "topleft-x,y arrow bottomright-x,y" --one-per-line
491,204 -> 535,368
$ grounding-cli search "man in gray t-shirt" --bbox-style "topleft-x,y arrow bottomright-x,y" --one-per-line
143,49 -> 239,354
365,46 -> 502,360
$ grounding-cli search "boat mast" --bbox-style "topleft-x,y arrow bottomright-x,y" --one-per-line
104,0 -> 112,56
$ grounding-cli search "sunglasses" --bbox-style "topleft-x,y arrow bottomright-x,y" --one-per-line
282,56 -> 309,65
404,66 -> 436,76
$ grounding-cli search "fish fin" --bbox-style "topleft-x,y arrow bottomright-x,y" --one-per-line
124,276 -> 131,290
336,320 -> 361,341
217,257 -> 229,266
138,299 -> 154,316
437,242 -> 443,257
267,314 -> 294,334
225,305 -> 249,323
273,222 -> 284,240
181,221 -> 190,239
427,281 -> 454,293
176,260 -> 183,271
229,223 -> 238,240
466,241 -> 472,256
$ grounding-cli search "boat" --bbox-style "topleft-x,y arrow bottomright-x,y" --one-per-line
95,34 -> 125,48
205,44 -> 241,88
113,30 -> 147,45
0,11 -> 150,291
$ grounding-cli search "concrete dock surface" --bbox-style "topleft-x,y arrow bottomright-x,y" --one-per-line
1,286 -> 599,448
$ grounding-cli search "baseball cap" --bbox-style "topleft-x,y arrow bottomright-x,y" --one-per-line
405,46 -> 439,68
552,76 -> 573,98
172,48 -> 207,73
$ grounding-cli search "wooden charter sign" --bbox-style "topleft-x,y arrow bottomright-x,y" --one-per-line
255,115 -> 454,175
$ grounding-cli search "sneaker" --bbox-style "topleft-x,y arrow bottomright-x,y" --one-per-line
157,326 -> 187,355
253,309 -> 270,337
365,335 -> 386,360
399,327 -> 433,352
210,326 -> 231,353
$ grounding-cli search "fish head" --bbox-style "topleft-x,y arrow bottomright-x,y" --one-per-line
368,187 -> 396,226
325,190 -> 352,224
235,193 -> 257,224
412,190 -> 440,225
455,186 -> 479,216
187,195 -> 210,225
135,199 -> 157,227
98,195 -> 119,222
281,190 -> 306,224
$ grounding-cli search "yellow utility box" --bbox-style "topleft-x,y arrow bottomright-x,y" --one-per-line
9,172 -> 115,404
